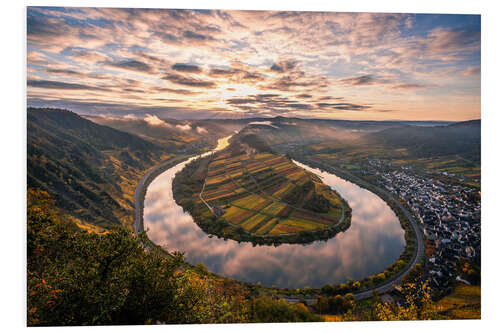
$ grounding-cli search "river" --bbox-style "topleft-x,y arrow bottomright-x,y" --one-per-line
143,136 -> 405,288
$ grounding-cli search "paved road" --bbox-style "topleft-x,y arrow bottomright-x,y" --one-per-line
133,155 -> 192,235
282,158 -> 425,301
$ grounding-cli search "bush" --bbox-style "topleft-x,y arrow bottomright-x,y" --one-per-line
250,297 -> 321,322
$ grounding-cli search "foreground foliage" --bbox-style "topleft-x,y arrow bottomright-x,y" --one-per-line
27,189 -> 321,326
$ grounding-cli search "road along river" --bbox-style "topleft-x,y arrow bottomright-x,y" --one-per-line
140,136 -> 406,289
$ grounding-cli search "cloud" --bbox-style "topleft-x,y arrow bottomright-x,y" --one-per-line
462,66 -> 480,76
27,14 -> 64,39
45,68 -> 84,77
27,51 -> 48,64
270,60 -> 297,73
162,73 -> 216,88
209,67 -> 240,76
426,26 -> 480,53
266,76 -> 327,91
208,67 -> 263,83
123,114 -> 138,119
27,79 -> 107,91
27,97 -> 224,119
183,30 -> 215,41
26,8 -> 480,121
288,103 -> 312,110
340,75 -> 381,86
154,87 -> 203,95
103,59 -> 155,73
65,48 -> 111,63
225,93 -> 320,113
316,102 -> 371,111
392,83 -> 431,90
172,63 -> 203,73
296,93 -> 312,99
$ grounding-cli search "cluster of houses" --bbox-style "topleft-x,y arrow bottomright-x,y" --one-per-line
364,159 -> 481,294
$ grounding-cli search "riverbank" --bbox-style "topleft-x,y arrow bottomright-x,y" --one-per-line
172,152 -> 351,246
284,155 -> 425,299
134,135 -> 234,236
133,154 -> 194,235
134,145 -> 418,298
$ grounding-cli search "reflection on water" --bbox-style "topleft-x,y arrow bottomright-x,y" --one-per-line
144,148 -> 405,288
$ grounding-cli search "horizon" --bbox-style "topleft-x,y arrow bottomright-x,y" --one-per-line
27,7 -> 480,122
29,106 -> 476,123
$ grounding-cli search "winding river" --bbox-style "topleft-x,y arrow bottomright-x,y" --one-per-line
143,137 -> 405,289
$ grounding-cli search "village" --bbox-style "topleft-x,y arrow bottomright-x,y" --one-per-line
364,159 -> 481,295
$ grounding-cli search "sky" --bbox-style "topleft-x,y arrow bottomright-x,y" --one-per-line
27,7 -> 481,121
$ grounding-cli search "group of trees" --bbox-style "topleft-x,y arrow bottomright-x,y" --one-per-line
304,192 -> 331,213
347,269 -> 438,321
282,179 -> 313,206
27,189 -> 321,326
312,294 -> 355,315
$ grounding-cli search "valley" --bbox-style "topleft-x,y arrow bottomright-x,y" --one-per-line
26,108 -> 481,322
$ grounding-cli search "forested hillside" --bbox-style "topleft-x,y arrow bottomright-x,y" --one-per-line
86,116 -> 250,153
365,120 -> 481,161
27,108 -> 171,228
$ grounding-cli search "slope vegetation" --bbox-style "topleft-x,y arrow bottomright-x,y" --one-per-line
27,108 -> 171,228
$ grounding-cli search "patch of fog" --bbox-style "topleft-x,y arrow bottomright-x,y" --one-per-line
144,114 -> 171,127
93,114 -> 122,121
248,121 -> 278,129
196,126 -> 208,134
176,123 -> 192,131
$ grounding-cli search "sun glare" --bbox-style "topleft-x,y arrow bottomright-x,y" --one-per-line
220,84 -> 260,99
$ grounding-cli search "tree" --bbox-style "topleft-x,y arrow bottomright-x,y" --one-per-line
250,297 -> 321,322
374,280 -> 436,321
312,296 -> 328,314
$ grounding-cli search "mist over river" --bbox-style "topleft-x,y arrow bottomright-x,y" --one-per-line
143,137 -> 405,288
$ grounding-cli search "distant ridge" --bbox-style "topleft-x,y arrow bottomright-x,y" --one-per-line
364,119 -> 480,159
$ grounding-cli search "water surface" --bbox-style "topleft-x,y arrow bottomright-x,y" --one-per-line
144,142 -> 405,288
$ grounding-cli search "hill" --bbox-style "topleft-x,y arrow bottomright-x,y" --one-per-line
86,116 -> 251,153
27,107 -> 172,228
364,120 -> 481,161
